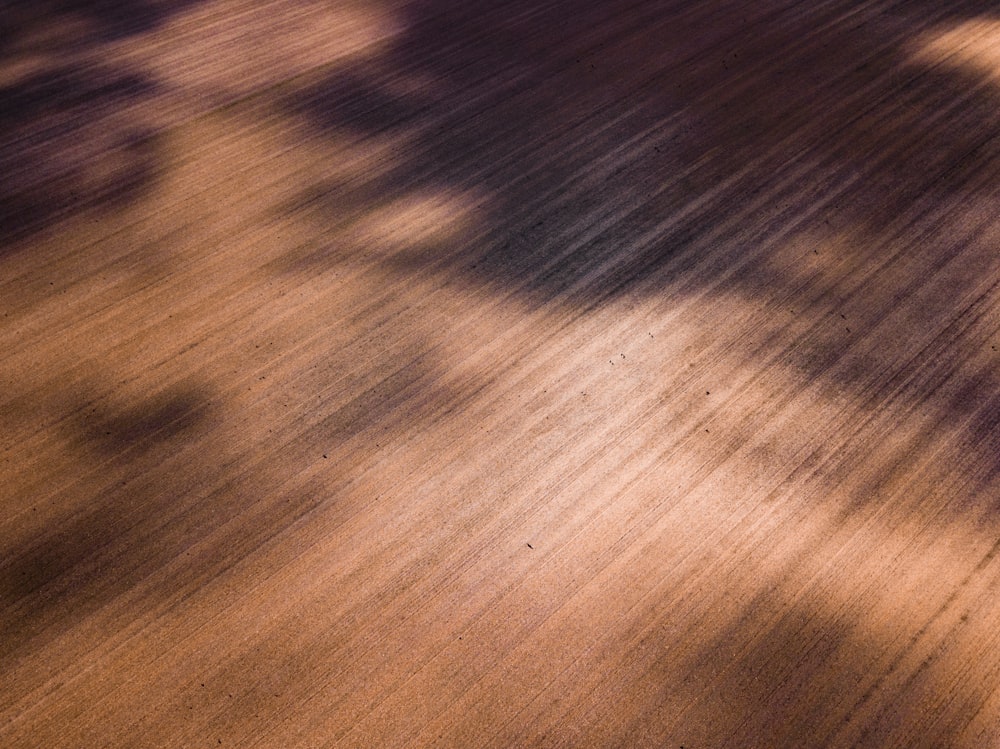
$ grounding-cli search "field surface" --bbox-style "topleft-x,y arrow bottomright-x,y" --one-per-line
3,1 -> 1000,746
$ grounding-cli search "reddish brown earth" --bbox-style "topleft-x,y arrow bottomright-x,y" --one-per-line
3,1 -> 1000,746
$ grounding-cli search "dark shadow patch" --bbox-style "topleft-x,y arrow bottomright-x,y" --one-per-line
0,67 -> 164,244
0,0 -> 207,245
0,67 -> 155,129
71,385 -> 212,456
281,0 -> 1000,305
275,0 -> 1000,508
0,384 -> 218,658
598,580 -> 992,748
293,70 -> 428,135
0,0 -> 204,47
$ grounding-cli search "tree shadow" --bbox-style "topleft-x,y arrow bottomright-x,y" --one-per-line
655,547 -> 1000,748
0,385 -> 218,651
0,329 -> 476,671
278,0 -> 1000,486
0,66 -> 164,243
0,0 -> 203,47
284,0 -> 1000,292
0,0 -> 205,246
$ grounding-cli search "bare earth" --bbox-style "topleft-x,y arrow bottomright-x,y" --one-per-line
3,0 -> 1000,746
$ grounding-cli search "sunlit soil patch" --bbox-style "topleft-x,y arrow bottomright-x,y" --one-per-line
121,0 -> 404,101
908,18 -> 1000,86
337,189 -> 482,259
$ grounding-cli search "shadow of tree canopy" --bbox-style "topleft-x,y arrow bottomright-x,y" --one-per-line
285,0 -> 1000,297
0,0 -> 205,245
280,0 -> 1000,481
0,67 -> 164,243
0,0 -> 203,47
